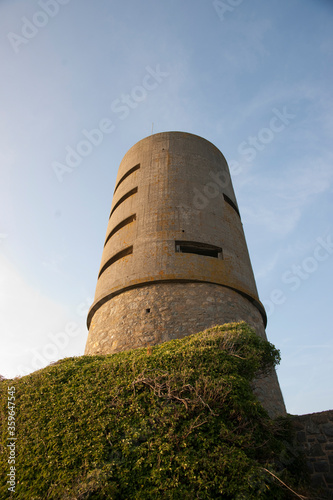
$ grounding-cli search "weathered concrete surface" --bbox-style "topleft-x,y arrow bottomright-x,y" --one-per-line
87,132 -> 265,329
85,131 -> 286,417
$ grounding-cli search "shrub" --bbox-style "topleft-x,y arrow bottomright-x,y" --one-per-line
0,322 -> 308,499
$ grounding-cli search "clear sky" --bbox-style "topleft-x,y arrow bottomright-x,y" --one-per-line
0,0 -> 332,415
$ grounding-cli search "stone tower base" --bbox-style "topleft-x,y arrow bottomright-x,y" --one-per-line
85,282 -> 266,354
85,282 -> 286,418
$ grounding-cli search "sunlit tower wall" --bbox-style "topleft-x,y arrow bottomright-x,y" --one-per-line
85,131 -> 286,417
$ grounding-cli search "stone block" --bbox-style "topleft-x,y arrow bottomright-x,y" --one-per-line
306,461 -> 314,473
324,473 -> 333,484
311,474 -> 326,489
314,461 -> 330,473
296,431 -> 307,443
306,422 -> 320,435
309,443 -> 325,457
312,412 -> 331,425
322,423 -> 333,437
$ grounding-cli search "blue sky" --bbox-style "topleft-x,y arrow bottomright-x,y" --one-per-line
0,0 -> 332,415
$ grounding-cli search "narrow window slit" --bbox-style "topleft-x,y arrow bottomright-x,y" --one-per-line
98,246 -> 133,278
175,241 -> 222,259
109,187 -> 138,218
223,194 -> 240,218
104,214 -> 136,247
114,164 -> 140,193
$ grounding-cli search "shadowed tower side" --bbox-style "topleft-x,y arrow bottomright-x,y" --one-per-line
85,131 -> 286,417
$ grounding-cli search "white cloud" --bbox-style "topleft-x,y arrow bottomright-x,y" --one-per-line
255,251 -> 282,279
243,204 -> 302,237
239,156 -> 333,236
279,161 -> 332,202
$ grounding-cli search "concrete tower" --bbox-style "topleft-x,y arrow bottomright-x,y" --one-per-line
85,131 -> 285,416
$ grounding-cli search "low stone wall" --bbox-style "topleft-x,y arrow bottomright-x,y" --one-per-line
292,410 -> 333,498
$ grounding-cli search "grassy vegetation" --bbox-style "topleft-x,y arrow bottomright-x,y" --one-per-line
0,322 -> 309,499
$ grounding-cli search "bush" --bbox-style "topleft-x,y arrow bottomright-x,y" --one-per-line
0,322 -> 308,499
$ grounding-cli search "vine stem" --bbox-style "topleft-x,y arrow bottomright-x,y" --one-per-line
261,468 -> 308,500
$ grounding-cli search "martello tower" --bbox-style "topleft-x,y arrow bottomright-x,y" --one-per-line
85,131 -> 285,416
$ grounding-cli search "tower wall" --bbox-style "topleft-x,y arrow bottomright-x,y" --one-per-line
85,283 -> 266,355
87,132 -> 265,331
85,131 -> 286,417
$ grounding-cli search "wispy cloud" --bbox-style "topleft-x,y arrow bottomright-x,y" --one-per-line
217,17 -> 272,73
255,251 -> 281,279
239,155 -> 333,236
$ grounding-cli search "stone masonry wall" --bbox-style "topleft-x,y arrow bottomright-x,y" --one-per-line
292,410 -> 333,498
85,282 -> 286,418
86,282 -> 266,354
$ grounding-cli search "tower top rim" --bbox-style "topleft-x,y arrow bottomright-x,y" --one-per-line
126,131 -> 227,162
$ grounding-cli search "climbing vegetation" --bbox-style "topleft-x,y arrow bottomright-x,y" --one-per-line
0,322 -> 309,499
